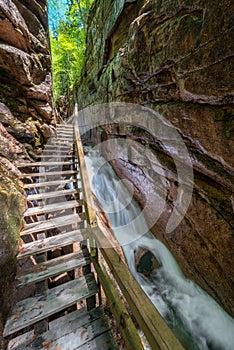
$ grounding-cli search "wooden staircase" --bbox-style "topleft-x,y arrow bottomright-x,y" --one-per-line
3,119 -> 185,350
3,124 -> 117,350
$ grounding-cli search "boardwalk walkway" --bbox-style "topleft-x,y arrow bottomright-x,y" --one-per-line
3,122 -> 184,350
3,124 -> 117,350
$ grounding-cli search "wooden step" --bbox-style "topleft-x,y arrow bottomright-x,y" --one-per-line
39,154 -> 73,159
26,188 -> 78,201
18,228 -> 89,258
3,273 -> 99,337
55,134 -> 73,138
16,251 -> 90,287
18,161 -> 74,168
56,124 -> 73,128
7,307 -> 116,350
23,178 -> 77,189
21,213 -> 84,236
47,141 -> 73,145
56,131 -> 73,135
44,144 -> 71,148
56,127 -> 73,130
42,149 -> 72,154
24,199 -> 83,217
21,170 -> 78,178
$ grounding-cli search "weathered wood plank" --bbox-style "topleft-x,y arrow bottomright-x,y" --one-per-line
55,134 -> 73,138
18,228 -> 89,258
21,213 -> 84,236
7,330 -> 34,350
93,260 -> 144,350
49,306 -> 104,330
23,178 -> 77,189
7,327 -> 116,350
55,134 -> 73,137
56,129 -> 73,132
3,273 -> 99,337
46,143 -> 73,147
44,144 -> 71,149
18,161 -> 74,168
7,316 -> 113,350
74,124 -> 97,228
24,199 -> 83,217
20,170 -> 79,178
16,252 -> 90,287
43,148 -> 71,154
56,126 -> 73,129
77,331 -> 117,350
47,139 -> 72,142
91,226 -> 184,350
38,154 -> 73,161
56,128 -> 73,130
27,188 -> 78,201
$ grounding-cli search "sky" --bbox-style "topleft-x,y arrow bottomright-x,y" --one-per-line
48,0 -> 68,34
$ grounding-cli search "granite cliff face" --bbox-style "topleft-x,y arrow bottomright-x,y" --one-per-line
78,0 -> 234,316
0,0 -> 55,339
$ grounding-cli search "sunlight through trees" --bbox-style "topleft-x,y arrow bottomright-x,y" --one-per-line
48,0 -> 93,100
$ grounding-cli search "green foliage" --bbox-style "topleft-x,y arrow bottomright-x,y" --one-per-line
48,0 -> 93,100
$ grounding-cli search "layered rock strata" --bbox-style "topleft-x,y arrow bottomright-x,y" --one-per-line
78,0 -> 234,316
0,0 -> 55,340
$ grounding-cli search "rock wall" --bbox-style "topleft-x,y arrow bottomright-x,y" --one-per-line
78,0 -> 234,316
0,0 -> 55,341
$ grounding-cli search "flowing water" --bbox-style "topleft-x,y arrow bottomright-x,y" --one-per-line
85,149 -> 234,350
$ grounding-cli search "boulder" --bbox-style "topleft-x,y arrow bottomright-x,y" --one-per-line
134,248 -> 160,276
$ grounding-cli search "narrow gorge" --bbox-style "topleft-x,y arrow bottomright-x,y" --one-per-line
0,0 -> 233,349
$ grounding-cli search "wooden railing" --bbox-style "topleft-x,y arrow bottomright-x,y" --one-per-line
73,107 -> 184,350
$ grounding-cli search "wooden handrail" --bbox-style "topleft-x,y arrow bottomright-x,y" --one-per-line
73,107 -> 184,350
91,226 -> 184,350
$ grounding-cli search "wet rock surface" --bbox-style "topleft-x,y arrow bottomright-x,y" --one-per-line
134,248 -> 161,276
78,0 -> 234,316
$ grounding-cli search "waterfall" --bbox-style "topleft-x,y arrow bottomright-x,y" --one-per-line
85,149 -> 234,350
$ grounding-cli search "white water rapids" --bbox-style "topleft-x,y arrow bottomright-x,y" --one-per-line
85,149 -> 234,350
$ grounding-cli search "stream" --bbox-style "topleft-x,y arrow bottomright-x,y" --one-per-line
85,149 -> 234,350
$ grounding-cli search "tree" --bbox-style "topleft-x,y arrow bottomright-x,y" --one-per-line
48,0 -> 93,100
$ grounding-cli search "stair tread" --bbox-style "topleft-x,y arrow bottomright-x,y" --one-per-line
18,161 -> 74,168
3,273 -> 99,337
21,213 -> 84,236
38,155 -> 73,159
7,306 -> 116,350
24,199 -> 82,216
21,170 -> 79,178
18,228 -> 89,258
26,188 -> 78,201
56,131 -> 73,134
46,142 -> 73,146
44,144 -> 71,148
23,178 -> 77,189
16,251 -> 90,287
8,327 -> 115,350
43,148 -> 72,155
47,139 -> 73,142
